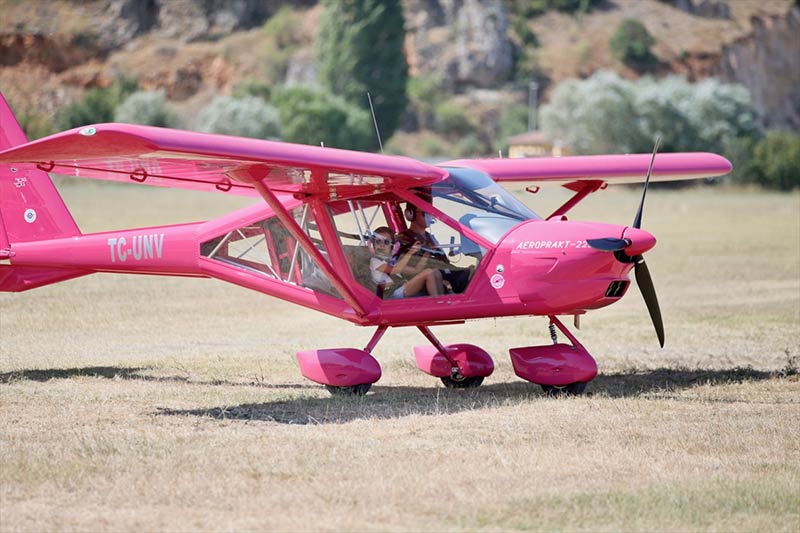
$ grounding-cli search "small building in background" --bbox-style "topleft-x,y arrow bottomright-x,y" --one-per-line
507,130 -> 569,158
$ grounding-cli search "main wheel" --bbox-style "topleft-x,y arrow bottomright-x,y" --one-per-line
440,375 -> 484,389
325,383 -> 372,396
541,381 -> 588,396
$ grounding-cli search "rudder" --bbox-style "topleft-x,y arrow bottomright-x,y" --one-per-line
0,92 -> 81,244
0,92 -> 87,291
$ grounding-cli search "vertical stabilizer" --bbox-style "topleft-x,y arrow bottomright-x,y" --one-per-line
0,92 -> 80,244
0,92 -> 87,291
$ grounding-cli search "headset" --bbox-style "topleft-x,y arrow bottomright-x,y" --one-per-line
404,203 -> 417,222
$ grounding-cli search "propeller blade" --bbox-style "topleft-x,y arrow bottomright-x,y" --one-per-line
632,136 -> 661,230
587,237 -> 630,251
633,255 -> 664,348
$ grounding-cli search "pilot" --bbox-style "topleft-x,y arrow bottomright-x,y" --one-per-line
369,226 -> 443,299
397,202 -> 472,293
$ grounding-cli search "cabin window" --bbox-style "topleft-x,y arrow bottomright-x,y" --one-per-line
328,196 -> 480,299
200,206 -> 342,299
432,168 -> 540,247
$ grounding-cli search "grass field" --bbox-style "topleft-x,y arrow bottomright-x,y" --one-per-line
1,182 -> 798,532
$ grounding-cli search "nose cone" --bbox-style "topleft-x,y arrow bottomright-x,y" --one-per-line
622,227 -> 657,256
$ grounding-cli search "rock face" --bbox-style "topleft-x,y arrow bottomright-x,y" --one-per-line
1,0 -> 796,132
403,0 -> 513,90
672,0 -> 731,19
102,0 -> 292,43
719,6 -> 800,131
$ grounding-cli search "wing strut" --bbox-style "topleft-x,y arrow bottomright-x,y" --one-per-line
546,180 -> 605,219
253,181 -> 367,317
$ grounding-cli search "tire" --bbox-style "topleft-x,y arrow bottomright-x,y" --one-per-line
440,375 -> 484,389
325,383 -> 372,396
541,381 -> 588,396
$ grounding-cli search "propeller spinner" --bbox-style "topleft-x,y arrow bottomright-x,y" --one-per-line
588,137 -> 665,347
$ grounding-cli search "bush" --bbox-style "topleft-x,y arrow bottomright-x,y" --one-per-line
540,71 -> 639,154
232,80 -> 272,102
407,76 -> 443,130
742,131 -> 800,191
114,90 -> 180,128
456,134 -> 486,157
262,6 -> 304,49
260,7 -> 304,84
508,0 -> 601,17
433,101 -> 475,138
17,109 -> 56,140
416,132 -> 450,158
271,86 -> 374,150
195,95 -> 281,139
56,76 -> 138,129
609,18 -> 656,68
496,103 -> 530,152
540,71 -> 760,155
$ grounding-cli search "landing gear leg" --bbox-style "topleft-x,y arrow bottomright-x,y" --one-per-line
416,326 -> 493,388
322,326 -> 388,396
540,317 -> 592,396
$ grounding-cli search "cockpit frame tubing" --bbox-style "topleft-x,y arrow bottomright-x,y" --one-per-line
310,197 -> 376,307
394,189 -> 494,251
253,180 -> 367,317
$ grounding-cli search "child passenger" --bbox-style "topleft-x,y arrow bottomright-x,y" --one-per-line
369,226 -> 444,299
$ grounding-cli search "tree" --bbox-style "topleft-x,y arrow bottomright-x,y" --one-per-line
540,71 -> 640,154
195,96 -> 281,139
114,90 -> 180,128
56,76 -> 139,129
271,86 -> 374,151
315,0 -> 408,144
540,71 -> 760,156
742,131 -> 800,191
609,18 -> 656,69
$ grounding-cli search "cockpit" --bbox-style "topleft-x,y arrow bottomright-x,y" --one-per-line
200,167 -> 541,304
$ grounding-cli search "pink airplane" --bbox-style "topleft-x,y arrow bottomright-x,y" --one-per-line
0,93 -> 731,395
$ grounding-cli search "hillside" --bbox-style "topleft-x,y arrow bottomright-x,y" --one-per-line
0,0 -> 796,152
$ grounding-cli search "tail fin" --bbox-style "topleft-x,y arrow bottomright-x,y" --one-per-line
0,92 -> 80,243
1,92 -> 87,291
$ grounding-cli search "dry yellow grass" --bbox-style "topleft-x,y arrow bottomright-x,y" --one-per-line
1,181 -> 798,532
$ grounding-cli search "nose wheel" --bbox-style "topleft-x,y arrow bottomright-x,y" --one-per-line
325,383 -> 372,396
440,374 -> 484,389
541,381 -> 587,396
509,316 -> 598,395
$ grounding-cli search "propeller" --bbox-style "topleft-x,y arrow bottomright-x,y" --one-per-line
633,136 -> 660,230
588,137 -> 665,347
632,253 -> 664,348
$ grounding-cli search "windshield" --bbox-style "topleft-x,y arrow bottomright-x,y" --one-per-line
429,167 -> 541,244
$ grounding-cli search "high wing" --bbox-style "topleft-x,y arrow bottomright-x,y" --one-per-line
0,124 -> 448,199
443,153 -> 732,188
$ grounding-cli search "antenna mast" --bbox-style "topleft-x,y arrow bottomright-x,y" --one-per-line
367,92 -> 384,153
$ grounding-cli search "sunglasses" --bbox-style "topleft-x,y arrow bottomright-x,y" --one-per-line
373,237 -> 393,245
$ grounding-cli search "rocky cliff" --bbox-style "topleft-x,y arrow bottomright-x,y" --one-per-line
0,0 -> 796,134
719,7 -> 800,130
